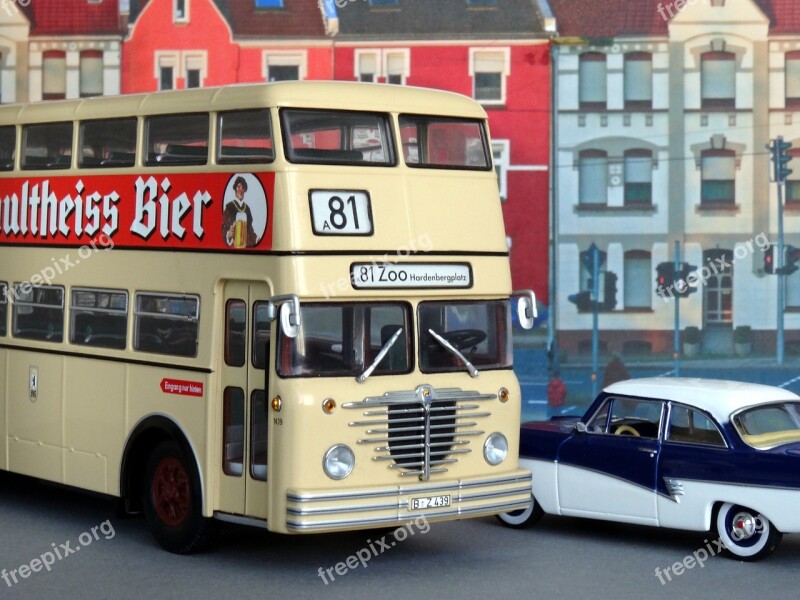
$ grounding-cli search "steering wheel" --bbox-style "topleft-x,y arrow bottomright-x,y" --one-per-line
438,329 -> 487,351
615,425 -> 640,437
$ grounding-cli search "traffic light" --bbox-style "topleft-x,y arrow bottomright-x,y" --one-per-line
764,245 -> 776,274
655,262 -> 675,297
673,263 -> 698,297
786,245 -> 800,275
602,271 -> 618,310
567,291 -> 592,312
771,137 -> 793,183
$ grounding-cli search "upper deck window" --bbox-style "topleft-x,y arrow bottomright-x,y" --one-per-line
80,118 -> 137,168
145,113 -> 209,166
281,109 -> 395,166
218,109 -> 274,164
0,126 -> 14,171
22,122 -> 73,170
399,115 -> 490,170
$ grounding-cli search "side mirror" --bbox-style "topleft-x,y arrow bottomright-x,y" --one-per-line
575,422 -> 587,434
512,289 -> 537,330
267,294 -> 301,339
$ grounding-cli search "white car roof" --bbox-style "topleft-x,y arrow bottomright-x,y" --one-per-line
602,377 -> 800,422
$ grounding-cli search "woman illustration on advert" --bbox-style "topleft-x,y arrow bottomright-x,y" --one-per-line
223,176 -> 258,248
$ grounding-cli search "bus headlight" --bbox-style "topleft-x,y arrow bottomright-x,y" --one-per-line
483,433 -> 508,466
323,444 -> 355,480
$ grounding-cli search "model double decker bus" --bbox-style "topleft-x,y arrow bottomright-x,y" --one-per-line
0,82 -> 536,553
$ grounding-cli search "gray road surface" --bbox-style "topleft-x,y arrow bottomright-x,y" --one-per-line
0,471 -> 799,599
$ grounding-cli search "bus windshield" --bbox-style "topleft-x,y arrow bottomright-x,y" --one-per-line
281,109 -> 395,166
418,301 -> 512,373
278,302 -> 412,377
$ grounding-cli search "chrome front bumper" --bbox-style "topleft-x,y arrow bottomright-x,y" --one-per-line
286,469 -> 532,532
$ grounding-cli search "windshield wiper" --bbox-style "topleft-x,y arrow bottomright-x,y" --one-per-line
428,329 -> 479,378
356,327 -> 403,384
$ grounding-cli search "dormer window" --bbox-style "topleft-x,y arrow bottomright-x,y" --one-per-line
173,0 -> 188,22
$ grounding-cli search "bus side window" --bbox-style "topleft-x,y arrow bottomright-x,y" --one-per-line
218,109 -> 274,164
223,387 -> 244,477
144,113 -> 209,166
12,284 -> 64,342
79,118 -> 137,168
22,122 -> 73,170
69,288 -> 128,350
0,282 -> 7,336
252,301 -> 271,370
134,292 -> 200,357
0,127 -> 15,171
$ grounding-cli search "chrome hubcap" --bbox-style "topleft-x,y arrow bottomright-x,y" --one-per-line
731,511 -> 757,541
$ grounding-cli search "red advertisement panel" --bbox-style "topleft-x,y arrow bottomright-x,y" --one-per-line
0,172 -> 275,251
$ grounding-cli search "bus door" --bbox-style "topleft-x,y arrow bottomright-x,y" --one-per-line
219,281 -> 270,519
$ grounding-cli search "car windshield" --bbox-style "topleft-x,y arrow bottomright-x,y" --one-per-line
277,302 -> 412,377
733,402 -> 800,449
418,301 -> 511,374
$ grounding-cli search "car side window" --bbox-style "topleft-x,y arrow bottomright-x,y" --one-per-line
586,397 -> 662,438
666,405 -> 726,447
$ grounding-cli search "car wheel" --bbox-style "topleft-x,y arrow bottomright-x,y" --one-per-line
144,441 -> 215,554
715,502 -> 782,561
496,494 -> 544,529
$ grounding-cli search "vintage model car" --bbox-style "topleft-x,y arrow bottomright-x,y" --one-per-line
499,377 -> 800,560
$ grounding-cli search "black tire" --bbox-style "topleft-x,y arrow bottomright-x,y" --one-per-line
143,440 -> 214,554
496,494 -> 545,529
715,502 -> 782,561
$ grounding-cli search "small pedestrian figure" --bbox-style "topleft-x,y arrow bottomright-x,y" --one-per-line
547,371 -> 567,418
602,352 -> 630,388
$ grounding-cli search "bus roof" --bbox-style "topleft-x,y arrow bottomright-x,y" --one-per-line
0,82 -> 489,124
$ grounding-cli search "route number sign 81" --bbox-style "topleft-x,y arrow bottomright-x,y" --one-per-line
310,190 -> 373,235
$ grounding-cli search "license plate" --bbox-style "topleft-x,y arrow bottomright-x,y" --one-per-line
411,494 -> 451,510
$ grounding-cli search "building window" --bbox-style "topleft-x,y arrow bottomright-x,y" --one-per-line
79,50 -> 104,98
701,149 -> 735,205
624,52 -> 652,110
579,150 -> 608,205
263,52 -> 306,82
786,51 -> 800,109
624,149 -> 652,205
624,250 -> 651,309
156,53 -> 178,90
470,49 -> 508,104
184,54 -> 206,88
492,140 -> 509,201
174,0 -> 188,22
786,262 -> 800,308
385,51 -> 407,85
579,52 -> 606,110
356,51 -> 378,82
701,51 -> 735,110
42,50 -> 66,101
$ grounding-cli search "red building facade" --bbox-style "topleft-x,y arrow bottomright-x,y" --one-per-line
120,0 -> 551,302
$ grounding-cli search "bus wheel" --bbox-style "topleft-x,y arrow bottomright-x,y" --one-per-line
143,440 -> 214,554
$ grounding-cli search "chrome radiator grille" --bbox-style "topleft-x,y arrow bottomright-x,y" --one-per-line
344,384 -> 494,481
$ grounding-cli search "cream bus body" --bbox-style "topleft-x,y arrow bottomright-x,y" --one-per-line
0,82 -> 534,552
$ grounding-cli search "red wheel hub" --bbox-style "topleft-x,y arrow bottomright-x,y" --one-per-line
152,457 -> 191,527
